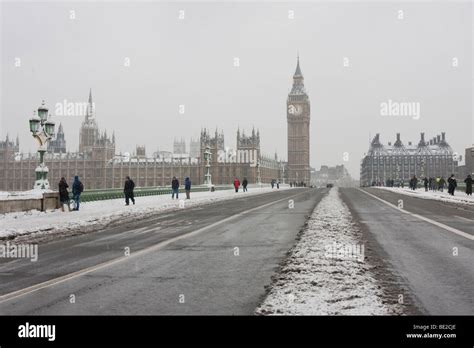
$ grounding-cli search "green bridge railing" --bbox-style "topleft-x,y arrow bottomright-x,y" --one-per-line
79,185 -> 233,203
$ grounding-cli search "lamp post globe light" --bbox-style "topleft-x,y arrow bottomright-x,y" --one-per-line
420,157 -> 425,179
203,145 -> 212,187
282,164 -> 285,185
29,100 -> 55,190
256,160 -> 262,186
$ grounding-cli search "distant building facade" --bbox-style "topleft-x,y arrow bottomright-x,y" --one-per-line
136,145 -> 146,158
0,135 -> 19,191
456,146 -> 474,178
0,91 -> 284,191
173,138 -> 186,155
360,132 -> 459,186
465,147 -> 474,176
47,123 -> 67,154
312,164 -> 354,187
189,137 -> 200,158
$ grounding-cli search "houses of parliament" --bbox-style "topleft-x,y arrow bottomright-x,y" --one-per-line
0,58 -> 312,191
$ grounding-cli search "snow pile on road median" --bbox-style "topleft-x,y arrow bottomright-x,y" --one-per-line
375,186 -> 474,205
0,185 -> 289,241
256,187 -> 398,315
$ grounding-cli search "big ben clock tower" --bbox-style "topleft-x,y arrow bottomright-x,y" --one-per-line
287,56 -> 311,185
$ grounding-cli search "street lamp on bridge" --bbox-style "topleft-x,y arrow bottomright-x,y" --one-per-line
256,159 -> 262,186
29,100 -> 55,190
203,145 -> 212,187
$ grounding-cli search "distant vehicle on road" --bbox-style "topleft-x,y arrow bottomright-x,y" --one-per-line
326,183 -> 334,188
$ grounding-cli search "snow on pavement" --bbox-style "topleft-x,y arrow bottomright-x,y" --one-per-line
375,186 -> 474,205
0,190 -> 52,200
256,187 -> 402,315
0,186 -> 288,241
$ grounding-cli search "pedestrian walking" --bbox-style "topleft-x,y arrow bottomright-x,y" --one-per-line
242,178 -> 248,192
410,175 -> 418,190
439,177 -> 445,192
71,175 -> 84,211
233,178 -> 240,193
423,177 -> 428,191
447,174 -> 457,196
124,176 -> 135,205
277,181 -> 280,189
464,174 -> 472,196
171,176 -> 180,199
58,177 -> 71,212
184,176 -> 191,199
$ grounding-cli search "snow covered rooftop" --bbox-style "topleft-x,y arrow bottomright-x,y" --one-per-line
368,132 -> 454,156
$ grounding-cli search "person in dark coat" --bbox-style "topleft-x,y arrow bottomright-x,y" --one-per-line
447,174 -> 457,196
439,177 -> 446,192
124,176 -> 135,205
171,176 -> 179,199
242,178 -> 248,192
464,174 -> 473,196
423,177 -> 428,191
410,175 -> 418,190
184,177 -> 191,199
58,177 -> 71,212
71,175 -> 84,211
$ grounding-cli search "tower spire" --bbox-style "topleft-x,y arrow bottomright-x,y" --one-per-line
86,88 -> 94,119
289,55 -> 306,96
294,53 -> 302,78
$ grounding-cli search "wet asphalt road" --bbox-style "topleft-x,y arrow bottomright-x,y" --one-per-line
2,186 -> 471,315
0,188 -> 326,315
341,188 -> 474,315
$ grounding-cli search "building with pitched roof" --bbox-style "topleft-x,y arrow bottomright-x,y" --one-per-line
360,132 -> 459,186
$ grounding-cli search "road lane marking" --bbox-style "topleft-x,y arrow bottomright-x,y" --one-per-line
455,215 -> 474,223
0,189 -> 317,304
358,189 -> 474,241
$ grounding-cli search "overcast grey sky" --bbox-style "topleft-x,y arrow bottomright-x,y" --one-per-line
1,1 -> 472,179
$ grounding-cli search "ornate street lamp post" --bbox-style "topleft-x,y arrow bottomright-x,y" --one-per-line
420,157 -> 425,180
256,159 -> 262,186
203,145 -> 212,187
280,161 -> 285,185
29,100 -> 55,190
423,157 -> 426,178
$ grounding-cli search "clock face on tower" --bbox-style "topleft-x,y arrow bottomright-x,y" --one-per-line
288,104 -> 303,116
